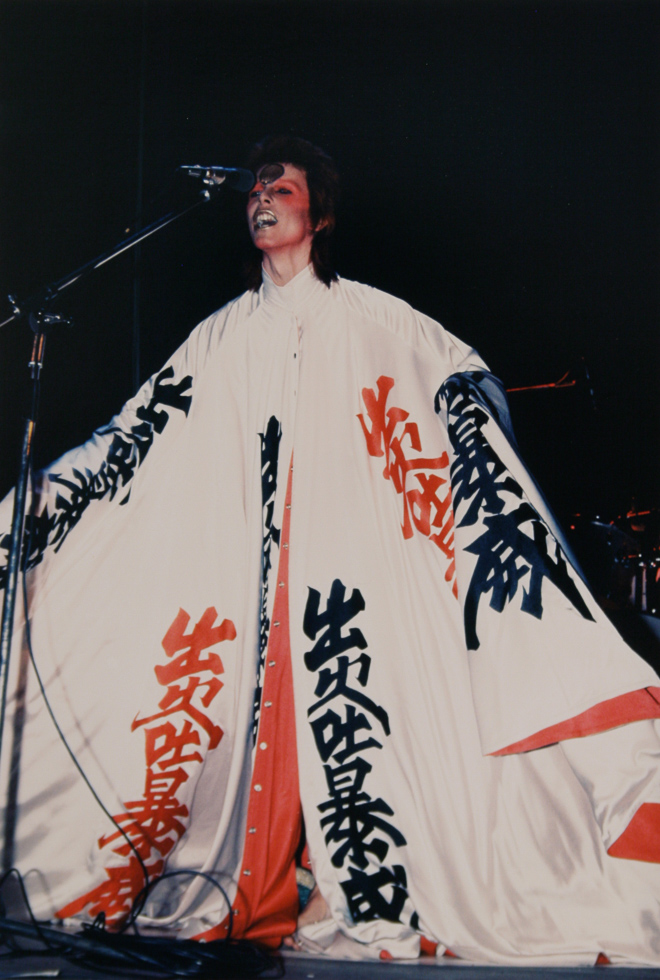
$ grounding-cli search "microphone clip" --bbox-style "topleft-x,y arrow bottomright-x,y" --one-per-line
178,165 -> 255,193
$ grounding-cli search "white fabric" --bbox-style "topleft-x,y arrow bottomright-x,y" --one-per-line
1,264 -> 660,963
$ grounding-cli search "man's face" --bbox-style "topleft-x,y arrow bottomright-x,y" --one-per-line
247,163 -> 314,255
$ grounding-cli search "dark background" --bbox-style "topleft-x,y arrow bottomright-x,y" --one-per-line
1,0 -> 658,532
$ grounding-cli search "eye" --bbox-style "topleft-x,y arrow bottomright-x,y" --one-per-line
277,187 -> 292,195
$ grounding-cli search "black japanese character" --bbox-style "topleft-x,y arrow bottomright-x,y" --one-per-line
310,704 -> 383,763
342,863 -> 409,924
0,367 -> 192,590
441,379 -> 521,528
318,756 -> 406,870
303,580 -> 367,672
464,503 -> 593,649
135,368 -> 192,434
253,415 -> 282,742
309,653 -> 390,736
437,373 -> 594,649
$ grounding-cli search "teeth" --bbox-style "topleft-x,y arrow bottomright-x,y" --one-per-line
255,212 -> 277,229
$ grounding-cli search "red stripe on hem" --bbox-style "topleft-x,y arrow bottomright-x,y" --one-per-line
607,802 -> 660,864
491,687 -> 660,756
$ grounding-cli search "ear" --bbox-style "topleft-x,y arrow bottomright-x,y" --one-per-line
313,217 -> 329,233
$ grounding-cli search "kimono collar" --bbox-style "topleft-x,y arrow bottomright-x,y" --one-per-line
261,263 -> 328,311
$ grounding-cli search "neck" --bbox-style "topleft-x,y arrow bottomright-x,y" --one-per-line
261,243 -> 313,286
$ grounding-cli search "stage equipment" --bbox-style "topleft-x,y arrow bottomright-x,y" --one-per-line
506,358 -> 596,409
179,164 -> 255,191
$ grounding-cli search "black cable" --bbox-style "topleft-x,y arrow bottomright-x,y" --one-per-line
20,518 -> 241,936
0,907 -> 283,977
0,867 -> 58,952
12,484 -> 283,976
20,487 -> 151,924
130,869 -> 234,940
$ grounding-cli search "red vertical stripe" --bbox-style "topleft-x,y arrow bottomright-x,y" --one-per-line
195,458 -> 301,946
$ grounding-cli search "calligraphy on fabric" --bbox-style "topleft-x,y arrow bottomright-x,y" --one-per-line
56,606 -> 235,926
358,375 -> 457,596
437,374 -> 593,650
252,416 -> 282,744
303,579 -> 413,925
0,367 -> 193,590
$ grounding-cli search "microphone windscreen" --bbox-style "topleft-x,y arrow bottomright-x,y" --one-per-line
227,168 -> 256,193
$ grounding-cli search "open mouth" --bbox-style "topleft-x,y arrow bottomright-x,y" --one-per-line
254,211 -> 277,229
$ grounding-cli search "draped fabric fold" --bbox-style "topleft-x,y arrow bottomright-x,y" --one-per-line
1,265 -> 660,964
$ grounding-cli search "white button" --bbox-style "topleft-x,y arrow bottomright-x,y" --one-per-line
248,827 -> 257,834
254,784 -> 262,792
273,621 -> 280,627
279,581 -> 285,587
269,660 -> 276,667
243,869 -> 251,876
260,742 -> 268,750
265,700 -> 272,707
283,543 -> 288,550
286,504 -> 291,510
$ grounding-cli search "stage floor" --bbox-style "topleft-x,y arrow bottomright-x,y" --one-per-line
2,950 -> 660,979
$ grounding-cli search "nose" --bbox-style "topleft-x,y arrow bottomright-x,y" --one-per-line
252,182 -> 272,204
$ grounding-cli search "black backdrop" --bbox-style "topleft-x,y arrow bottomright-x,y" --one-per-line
1,0 -> 658,529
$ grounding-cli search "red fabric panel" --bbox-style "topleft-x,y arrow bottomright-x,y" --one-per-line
195,460 -> 301,947
301,842 -> 312,871
607,803 -> 660,864
492,688 -> 660,756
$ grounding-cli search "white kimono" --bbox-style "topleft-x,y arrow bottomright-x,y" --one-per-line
2,264 -> 660,965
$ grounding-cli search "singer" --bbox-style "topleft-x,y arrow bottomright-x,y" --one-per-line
2,136 -> 660,965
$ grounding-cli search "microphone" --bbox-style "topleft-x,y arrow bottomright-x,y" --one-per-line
178,164 -> 255,192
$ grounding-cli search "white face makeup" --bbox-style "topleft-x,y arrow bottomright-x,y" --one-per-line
246,163 -> 314,257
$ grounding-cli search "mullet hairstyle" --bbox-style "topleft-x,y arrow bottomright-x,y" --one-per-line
245,135 -> 340,290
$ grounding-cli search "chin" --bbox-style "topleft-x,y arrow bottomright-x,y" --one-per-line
250,231 -> 272,248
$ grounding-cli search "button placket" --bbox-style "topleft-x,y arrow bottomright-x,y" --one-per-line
293,314 -> 300,395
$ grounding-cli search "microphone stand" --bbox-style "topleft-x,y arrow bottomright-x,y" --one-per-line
0,184 -> 225,862
0,187 -> 222,332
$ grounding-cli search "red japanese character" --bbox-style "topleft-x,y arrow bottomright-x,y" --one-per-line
359,376 -> 458,595
99,774 -> 189,857
144,719 -> 203,771
56,857 -> 164,925
132,675 -> 224,749
358,376 -> 409,476
61,606 -> 235,925
407,470 -> 452,539
156,606 -> 235,687
389,433 -> 448,538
